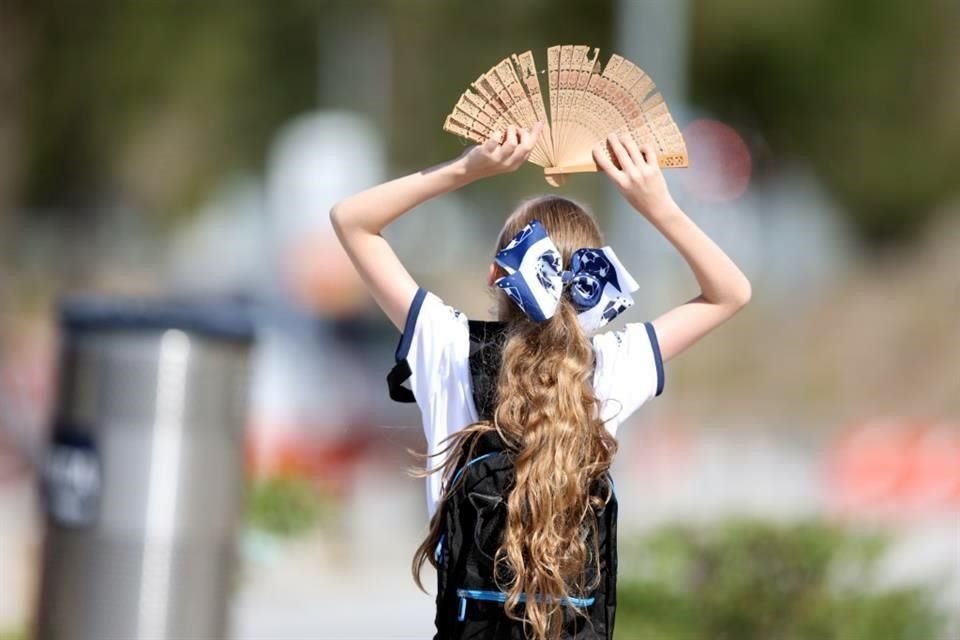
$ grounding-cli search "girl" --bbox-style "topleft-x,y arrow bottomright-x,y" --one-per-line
331,124 -> 751,639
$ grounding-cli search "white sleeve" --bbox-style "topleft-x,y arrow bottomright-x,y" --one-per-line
394,287 -> 473,447
591,321 -> 665,437
395,289 -> 476,517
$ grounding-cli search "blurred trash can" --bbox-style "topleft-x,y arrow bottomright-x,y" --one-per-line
34,297 -> 255,640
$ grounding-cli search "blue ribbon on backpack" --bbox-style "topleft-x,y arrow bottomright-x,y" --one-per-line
493,220 -> 639,334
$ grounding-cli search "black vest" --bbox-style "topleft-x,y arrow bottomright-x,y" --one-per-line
388,321 -> 619,639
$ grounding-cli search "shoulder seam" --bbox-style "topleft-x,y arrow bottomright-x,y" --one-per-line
395,287 -> 428,362
643,321 -> 665,396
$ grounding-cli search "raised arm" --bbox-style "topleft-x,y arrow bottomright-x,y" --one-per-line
330,124 -> 542,330
592,133 -> 752,362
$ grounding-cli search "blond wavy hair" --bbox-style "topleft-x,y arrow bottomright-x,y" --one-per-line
410,195 -> 619,640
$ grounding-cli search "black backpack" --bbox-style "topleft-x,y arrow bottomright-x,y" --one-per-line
389,321 -> 619,639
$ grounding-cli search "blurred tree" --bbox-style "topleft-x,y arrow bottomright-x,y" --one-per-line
5,0 -> 612,224
0,0 -> 26,236
11,0 -> 326,222
690,0 -> 960,243
3,0 -> 956,246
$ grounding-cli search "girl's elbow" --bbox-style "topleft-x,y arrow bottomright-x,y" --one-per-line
330,202 -> 369,237
732,277 -> 752,309
329,203 -> 355,238
329,204 -> 344,230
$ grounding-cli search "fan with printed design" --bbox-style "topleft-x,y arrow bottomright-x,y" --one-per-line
443,45 -> 689,186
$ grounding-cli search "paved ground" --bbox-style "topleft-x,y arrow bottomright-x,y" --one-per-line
232,531 -> 437,640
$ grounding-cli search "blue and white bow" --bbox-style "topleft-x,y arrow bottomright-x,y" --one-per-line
494,220 -> 640,334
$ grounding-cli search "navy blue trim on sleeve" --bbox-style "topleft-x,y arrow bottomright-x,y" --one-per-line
643,321 -> 665,397
395,287 -> 427,362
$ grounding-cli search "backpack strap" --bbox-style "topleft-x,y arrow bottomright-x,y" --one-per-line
469,426 -> 510,458
386,320 -> 509,412
466,320 -> 508,421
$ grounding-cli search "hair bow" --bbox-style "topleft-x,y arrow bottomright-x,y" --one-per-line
494,220 -> 639,334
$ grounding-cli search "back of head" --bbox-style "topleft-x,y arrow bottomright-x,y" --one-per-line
492,195 -> 618,639
494,195 -> 604,323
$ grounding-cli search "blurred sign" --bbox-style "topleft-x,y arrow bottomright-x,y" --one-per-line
42,429 -> 101,528
827,420 -> 960,516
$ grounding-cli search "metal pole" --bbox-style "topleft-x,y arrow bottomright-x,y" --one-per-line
611,0 -> 692,304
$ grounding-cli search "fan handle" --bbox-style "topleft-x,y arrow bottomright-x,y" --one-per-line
543,152 -> 688,179
542,153 -> 688,186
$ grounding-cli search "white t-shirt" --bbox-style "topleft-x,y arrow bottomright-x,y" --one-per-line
398,288 -> 664,518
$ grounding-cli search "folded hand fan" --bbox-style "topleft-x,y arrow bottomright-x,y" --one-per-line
443,45 -> 688,186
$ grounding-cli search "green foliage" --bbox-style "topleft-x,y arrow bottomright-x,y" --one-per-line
0,629 -> 24,640
15,1 -> 325,216
8,0 -> 956,244
614,518 -> 949,640
245,474 -> 336,538
9,0 -> 613,221
690,0 -> 959,243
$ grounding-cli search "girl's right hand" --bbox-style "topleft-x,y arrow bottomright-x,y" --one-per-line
593,132 -> 675,219
458,123 -> 542,181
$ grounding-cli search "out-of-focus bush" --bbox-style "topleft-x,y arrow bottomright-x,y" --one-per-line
616,518 -> 949,640
245,475 -> 338,538
691,0 -> 959,243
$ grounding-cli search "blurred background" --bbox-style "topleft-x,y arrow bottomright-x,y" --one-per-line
0,1 -> 958,638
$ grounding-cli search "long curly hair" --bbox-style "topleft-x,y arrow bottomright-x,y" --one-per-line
410,195 -> 619,640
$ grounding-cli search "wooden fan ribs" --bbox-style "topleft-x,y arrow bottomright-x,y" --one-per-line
567,46 -> 604,167
493,59 -> 549,166
512,52 -> 556,165
442,44 -> 688,184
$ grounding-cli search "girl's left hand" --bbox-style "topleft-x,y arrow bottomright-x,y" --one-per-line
593,132 -> 675,218
458,123 -> 543,181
